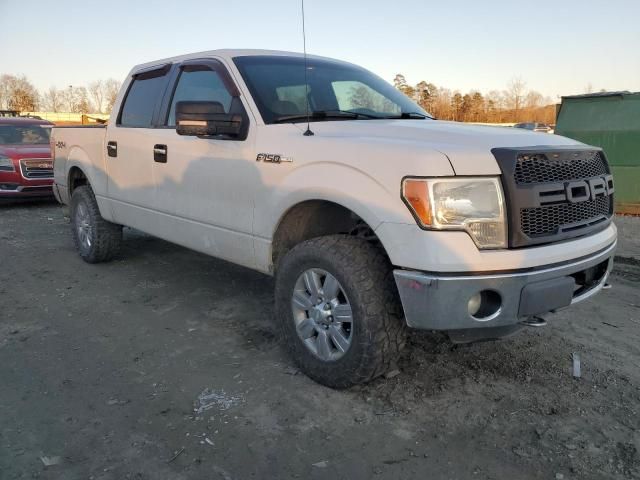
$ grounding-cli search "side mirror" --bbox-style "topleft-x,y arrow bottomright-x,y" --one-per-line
176,101 -> 243,137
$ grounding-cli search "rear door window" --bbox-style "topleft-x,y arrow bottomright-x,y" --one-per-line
119,71 -> 168,127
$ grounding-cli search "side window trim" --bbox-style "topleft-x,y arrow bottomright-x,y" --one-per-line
181,58 -> 240,96
116,63 -> 171,128
153,63 -> 180,128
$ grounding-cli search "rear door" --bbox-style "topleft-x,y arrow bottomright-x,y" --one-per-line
105,64 -> 171,224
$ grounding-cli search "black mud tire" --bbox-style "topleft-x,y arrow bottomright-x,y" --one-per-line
275,235 -> 406,389
70,185 -> 122,263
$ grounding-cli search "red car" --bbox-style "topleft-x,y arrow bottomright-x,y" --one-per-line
0,117 -> 54,199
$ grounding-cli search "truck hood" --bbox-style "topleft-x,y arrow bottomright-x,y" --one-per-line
0,145 -> 51,159
302,120 -> 584,175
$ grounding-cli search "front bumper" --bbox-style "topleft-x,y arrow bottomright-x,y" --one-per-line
394,241 -> 615,331
1,168 -> 53,198
0,184 -> 53,198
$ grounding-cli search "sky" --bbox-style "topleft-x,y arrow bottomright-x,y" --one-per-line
1,0 -> 639,100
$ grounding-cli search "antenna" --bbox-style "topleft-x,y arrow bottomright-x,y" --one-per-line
301,0 -> 314,136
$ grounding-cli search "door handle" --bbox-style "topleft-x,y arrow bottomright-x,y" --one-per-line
107,141 -> 117,157
153,144 -> 167,163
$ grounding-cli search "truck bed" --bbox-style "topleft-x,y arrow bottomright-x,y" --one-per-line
52,124 -> 107,129
52,125 -> 109,205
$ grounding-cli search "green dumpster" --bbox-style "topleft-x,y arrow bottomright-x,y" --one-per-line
555,91 -> 640,214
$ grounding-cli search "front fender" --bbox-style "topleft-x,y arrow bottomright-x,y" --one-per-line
256,161 -> 415,241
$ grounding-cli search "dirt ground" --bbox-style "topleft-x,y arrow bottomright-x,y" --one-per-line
1,200 -> 639,480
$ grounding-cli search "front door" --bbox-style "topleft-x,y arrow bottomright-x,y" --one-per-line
150,59 -> 258,269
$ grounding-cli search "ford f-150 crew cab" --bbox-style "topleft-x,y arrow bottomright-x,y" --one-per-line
52,50 -> 616,388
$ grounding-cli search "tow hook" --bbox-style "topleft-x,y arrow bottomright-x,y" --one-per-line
520,316 -> 547,327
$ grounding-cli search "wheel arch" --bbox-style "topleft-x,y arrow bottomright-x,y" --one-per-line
68,165 -> 89,197
270,199 -> 393,272
66,163 -> 115,222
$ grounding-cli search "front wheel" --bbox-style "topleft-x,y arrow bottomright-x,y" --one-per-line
70,185 -> 122,263
275,235 -> 406,388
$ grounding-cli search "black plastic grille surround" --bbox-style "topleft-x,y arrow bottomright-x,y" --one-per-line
521,195 -> 611,237
514,151 -> 608,185
492,146 -> 614,248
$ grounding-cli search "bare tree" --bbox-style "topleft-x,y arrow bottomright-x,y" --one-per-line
74,86 -> 91,113
0,77 -> 10,110
504,77 -> 527,122
525,91 -> 543,109
60,86 -> 91,113
387,73 -> 561,123
0,74 -> 39,111
61,86 -> 74,112
432,87 -> 452,120
104,78 -> 121,113
485,90 -> 504,122
41,87 -> 63,112
88,80 -> 105,113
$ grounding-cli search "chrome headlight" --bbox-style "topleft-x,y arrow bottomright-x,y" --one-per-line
0,155 -> 15,172
402,177 -> 507,249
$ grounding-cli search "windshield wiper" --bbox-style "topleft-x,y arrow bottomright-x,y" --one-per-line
321,110 -> 381,119
273,110 -> 379,123
383,112 -> 432,120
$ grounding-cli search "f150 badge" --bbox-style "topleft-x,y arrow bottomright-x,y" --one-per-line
256,153 -> 293,164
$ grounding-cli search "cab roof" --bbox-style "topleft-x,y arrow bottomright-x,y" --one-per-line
130,49 -> 353,75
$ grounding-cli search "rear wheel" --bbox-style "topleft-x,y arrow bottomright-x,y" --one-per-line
275,235 -> 406,388
70,185 -> 122,263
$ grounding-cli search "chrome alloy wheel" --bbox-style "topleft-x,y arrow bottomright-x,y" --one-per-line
75,202 -> 93,249
291,268 -> 353,361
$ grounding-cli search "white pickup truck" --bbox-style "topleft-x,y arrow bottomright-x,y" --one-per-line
52,49 -> 616,388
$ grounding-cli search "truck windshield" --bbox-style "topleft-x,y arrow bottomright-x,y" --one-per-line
0,125 -> 51,145
233,55 -> 431,124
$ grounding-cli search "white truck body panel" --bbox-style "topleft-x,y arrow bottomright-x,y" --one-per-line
378,222 -> 616,272
51,49 -> 615,289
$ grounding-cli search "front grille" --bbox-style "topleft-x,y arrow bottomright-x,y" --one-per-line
20,158 -> 53,179
521,195 -> 611,237
492,147 -> 614,248
515,151 -> 608,185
